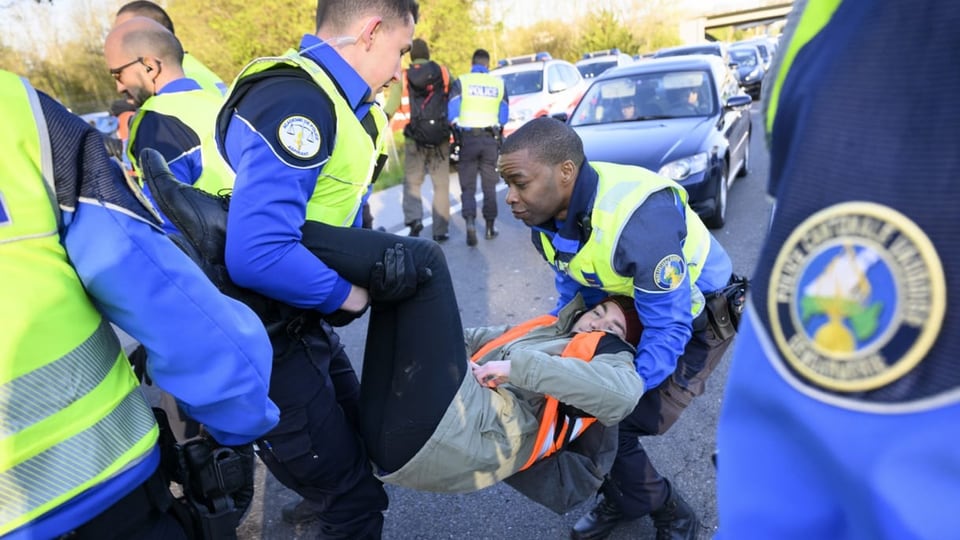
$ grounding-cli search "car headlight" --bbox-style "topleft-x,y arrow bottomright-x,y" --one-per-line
744,67 -> 762,81
658,152 -> 708,181
510,108 -> 534,124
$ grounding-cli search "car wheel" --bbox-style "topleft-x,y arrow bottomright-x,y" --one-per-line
737,129 -> 751,178
705,162 -> 728,229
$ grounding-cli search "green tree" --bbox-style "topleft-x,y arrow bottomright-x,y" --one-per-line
412,0 -> 481,76
627,0 -> 684,55
503,19 -> 579,63
576,9 -> 637,58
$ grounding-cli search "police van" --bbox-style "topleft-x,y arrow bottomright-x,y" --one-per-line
491,52 -> 588,136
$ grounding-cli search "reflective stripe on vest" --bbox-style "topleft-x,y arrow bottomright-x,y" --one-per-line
127,88 -> 233,195
183,53 -> 226,96
456,73 -> 503,128
469,318 -> 602,470
225,51 -> 388,226
0,71 -> 158,535
539,162 -> 710,316
765,0 -> 841,134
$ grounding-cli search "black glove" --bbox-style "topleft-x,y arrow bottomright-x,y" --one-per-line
369,243 -> 431,302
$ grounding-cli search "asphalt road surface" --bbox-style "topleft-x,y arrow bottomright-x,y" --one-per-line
237,103 -> 774,540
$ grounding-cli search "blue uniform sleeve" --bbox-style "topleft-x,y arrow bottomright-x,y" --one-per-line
64,186 -> 279,446
130,110 -> 202,185
613,189 -> 693,388
448,78 -> 462,124
221,75 -> 353,312
499,87 -> 510,126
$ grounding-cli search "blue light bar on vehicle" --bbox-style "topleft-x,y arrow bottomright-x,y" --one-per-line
497,52 -> 552,67
581,48 -> 621,59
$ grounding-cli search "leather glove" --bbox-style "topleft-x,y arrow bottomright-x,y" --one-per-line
369,243 -> 431,302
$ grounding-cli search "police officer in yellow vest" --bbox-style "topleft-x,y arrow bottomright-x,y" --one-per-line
0,70 -> 277,539
209,0 -> 418,536
498,117 -> 737,540
104,17 -> 230,235
448,48 -> 509,246
115,1 -> 227,96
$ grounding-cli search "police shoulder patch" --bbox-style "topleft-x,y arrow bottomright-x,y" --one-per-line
277,115 -> 321,160
653,254 -> 686,290
767,202 -> 946,401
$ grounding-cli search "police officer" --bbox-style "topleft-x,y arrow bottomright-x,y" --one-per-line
209,0 -> 419,537
0,70 -> 277,539
716,1 -> 959,538
448,48 -> 508,246
498,117 -> 736,540
104,17 -> 231,234
115,0 -> 227,96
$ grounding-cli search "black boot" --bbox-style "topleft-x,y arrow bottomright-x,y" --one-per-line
406,219 -> 423,237
485,219 -> 498,239
465,218 -> 478,247
571,496 -> 625,540
650,479 -> 699,540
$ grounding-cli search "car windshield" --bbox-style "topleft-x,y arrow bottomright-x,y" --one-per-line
578,60 -> 618,79
729,49 -> 758,68
495,69 -> 543,96
569,70 -> 715,127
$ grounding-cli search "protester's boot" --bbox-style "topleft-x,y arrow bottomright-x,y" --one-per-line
650,479 -> 699,540
406,219 -> 423,237
465,218 -> 478,246
485,219 -> 499,240
570,495 -> 625,540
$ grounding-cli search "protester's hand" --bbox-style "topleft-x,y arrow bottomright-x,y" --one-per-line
369,243 -> 431,302
324,285 -> 369,327
471,360 -> 511,388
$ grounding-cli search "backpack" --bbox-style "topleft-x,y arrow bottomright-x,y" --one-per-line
403,61 -> 450,147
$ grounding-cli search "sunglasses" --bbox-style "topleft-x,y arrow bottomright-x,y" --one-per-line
109,57 -> 144,81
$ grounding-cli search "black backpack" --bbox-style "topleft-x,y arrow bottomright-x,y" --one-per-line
403,61 -> 450,147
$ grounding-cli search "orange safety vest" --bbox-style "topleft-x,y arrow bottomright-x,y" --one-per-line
470,315 -> 603,471
389,63 -> 451,133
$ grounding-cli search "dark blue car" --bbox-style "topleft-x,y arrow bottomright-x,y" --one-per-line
559,55 -> 752,228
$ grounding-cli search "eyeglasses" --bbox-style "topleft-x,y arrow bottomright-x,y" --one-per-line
109,57 -> 144,81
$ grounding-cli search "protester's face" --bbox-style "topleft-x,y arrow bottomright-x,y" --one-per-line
500,149 -> 571,225
572,301 -> 627,340
365,14 -> 415,92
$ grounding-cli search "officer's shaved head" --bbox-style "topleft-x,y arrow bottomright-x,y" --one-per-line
107,16 -> 183,67
115,1 -> 175,34
501,117 -> 585,170
315,0 -> 420,33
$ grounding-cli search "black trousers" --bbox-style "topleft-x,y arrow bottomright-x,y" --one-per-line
603,310 -> 735,518
457,132 -> 500,221
296,223 -> 468,472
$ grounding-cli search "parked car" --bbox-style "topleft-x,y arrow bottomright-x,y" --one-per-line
653,42 -> 730,63
492,52 -> 588,136
734,38 -> 773,70
575,48 -> 634,79
728,44 -> 765,98
558,55 -> 752,228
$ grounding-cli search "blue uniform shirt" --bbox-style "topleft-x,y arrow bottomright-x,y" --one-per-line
220,34 -> 374,312
448,64 -> 510,127
6,90 -> 278,540
532,161 -> 732,388
717,0 -> 960,538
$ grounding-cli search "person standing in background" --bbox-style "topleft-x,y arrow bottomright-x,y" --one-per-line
401,38 -> 452,242
448,48 -> 508,246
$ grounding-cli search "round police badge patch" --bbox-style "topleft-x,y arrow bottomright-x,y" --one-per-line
768,202 -> 945,395
653,254 -> 686,291
278,116 -> 321,159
